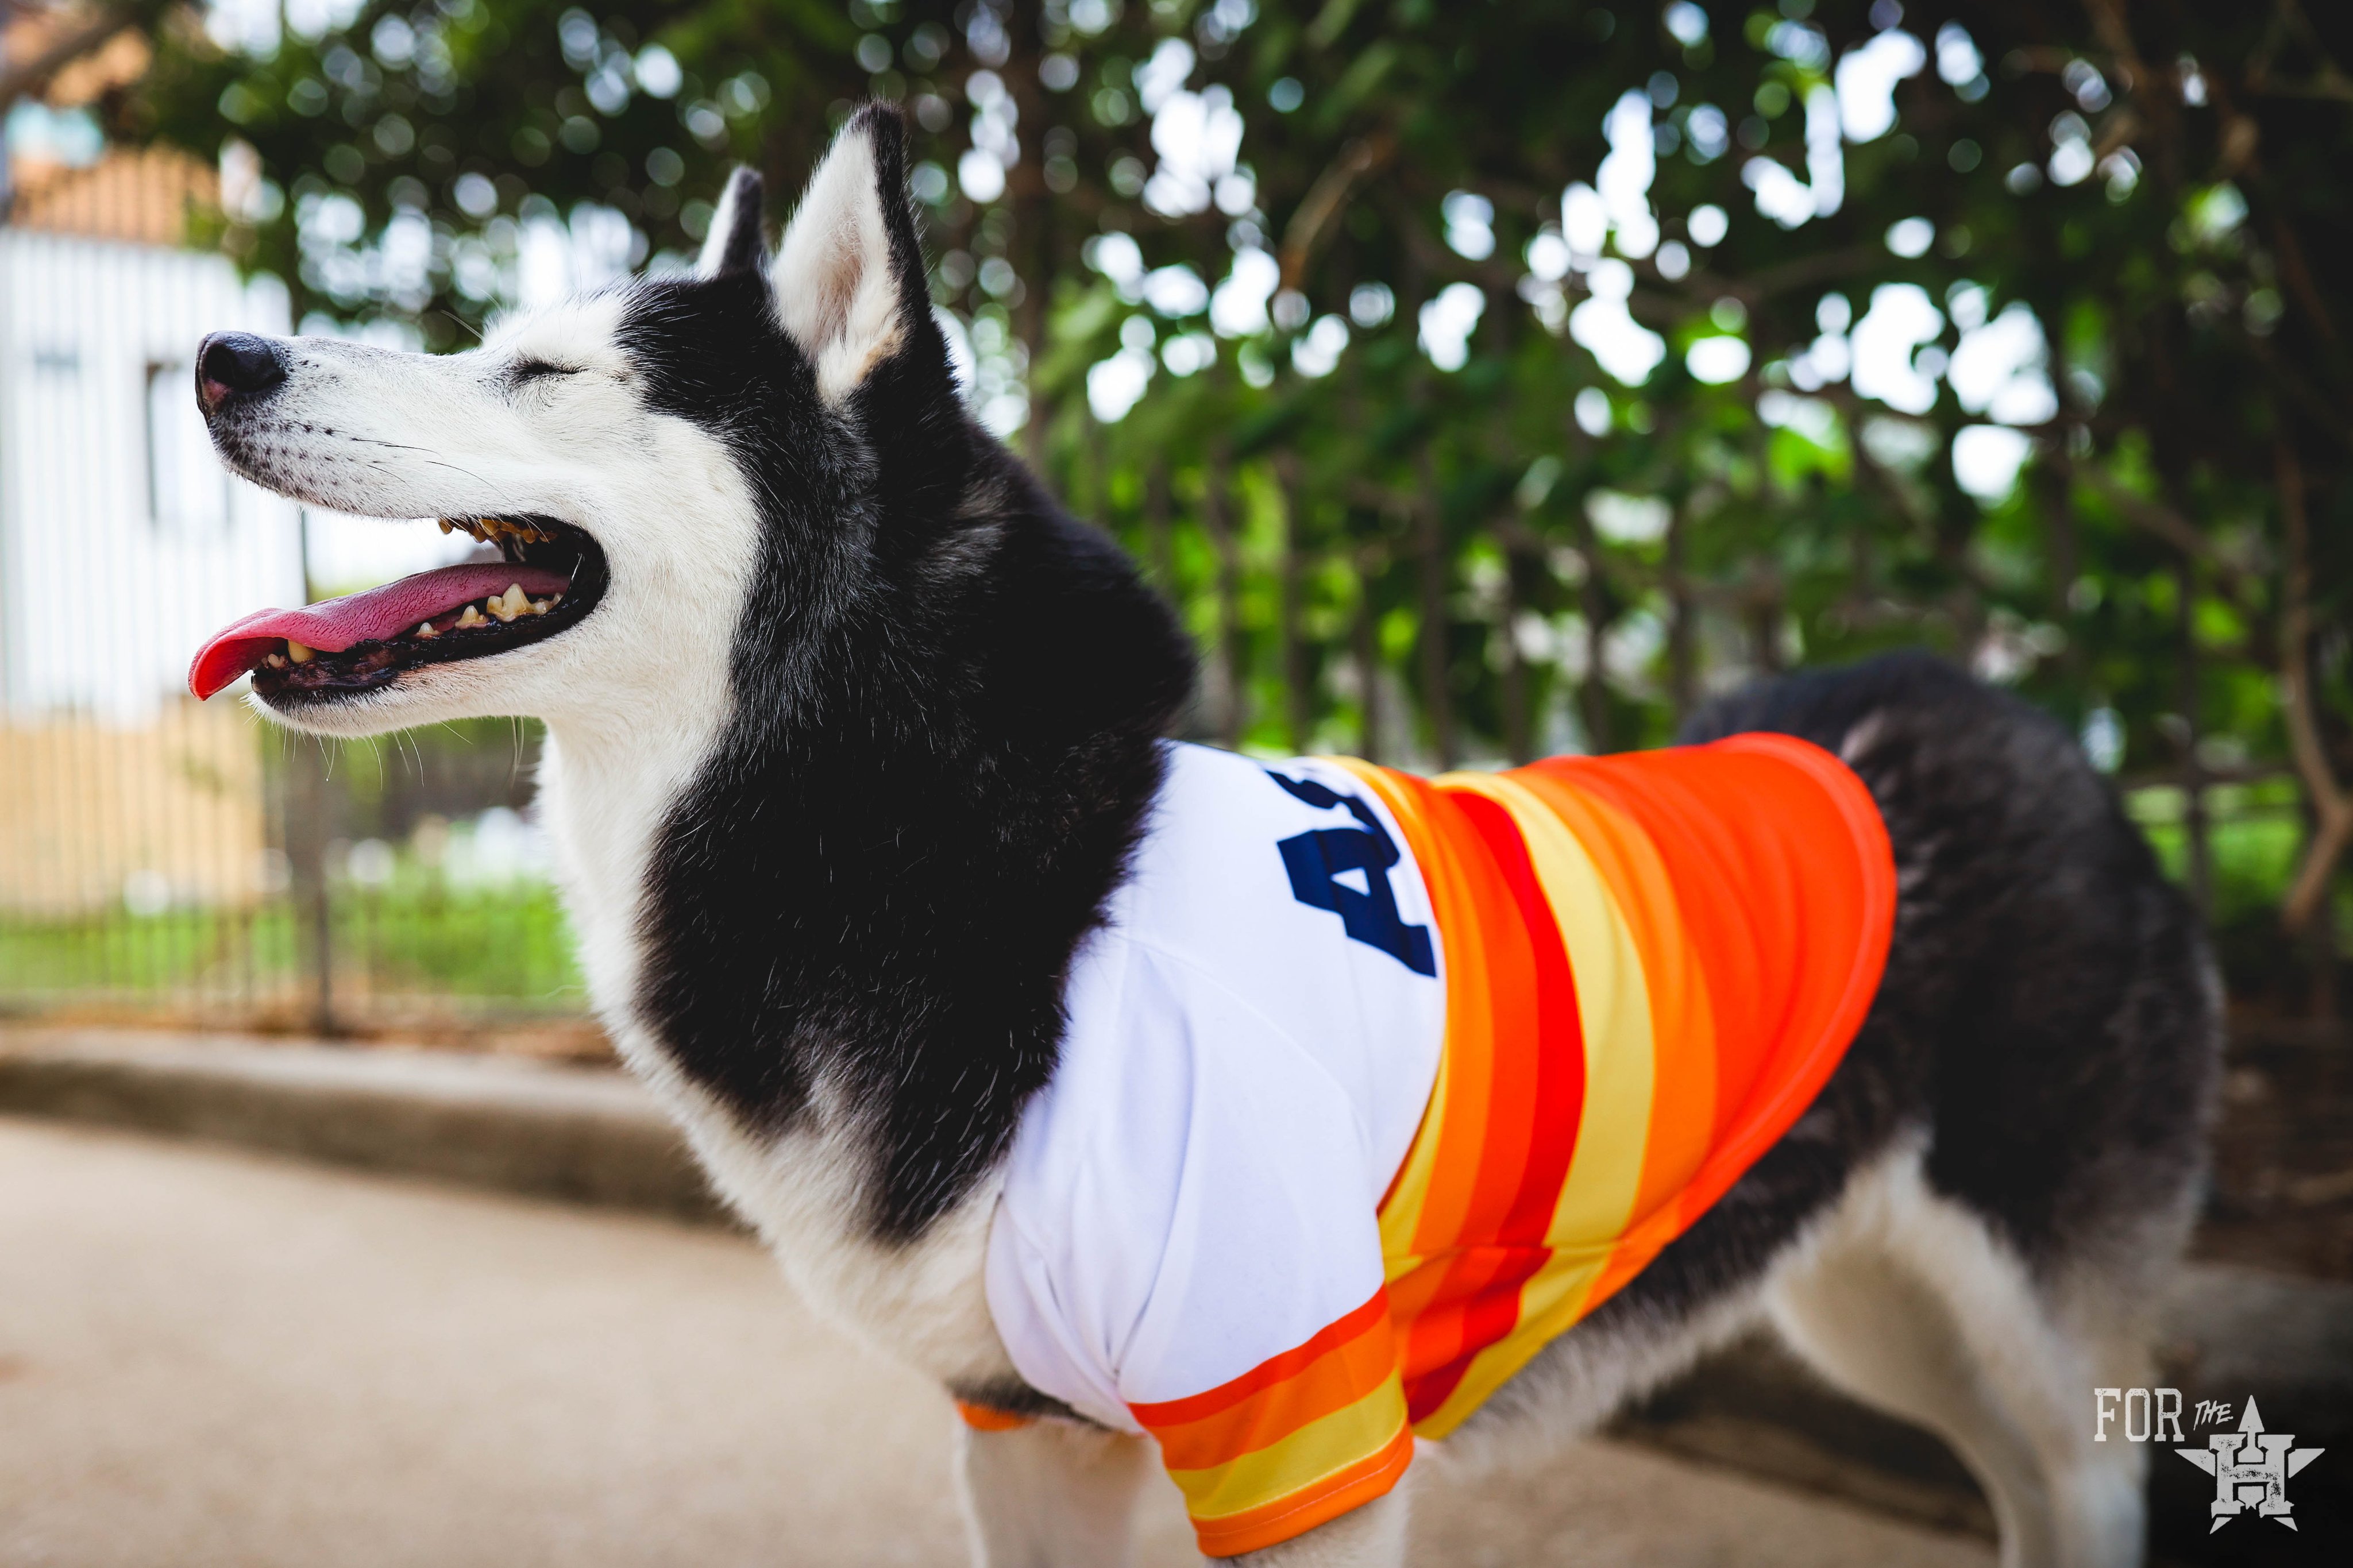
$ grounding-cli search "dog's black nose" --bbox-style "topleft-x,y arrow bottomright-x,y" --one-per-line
195,332 -> 287,415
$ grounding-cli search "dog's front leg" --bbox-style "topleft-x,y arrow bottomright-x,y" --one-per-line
956,1419 -> 1154,1567
1228,1482 -> 1410,1568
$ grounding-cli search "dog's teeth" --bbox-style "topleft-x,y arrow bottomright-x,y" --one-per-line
284,641 -> 314,663
456,604 -> 486,627
415,621 -> 439,639
529,598 -> 550,615
489,584 -> 527,623
265,653 -> 287,668
437,518 -> 454,535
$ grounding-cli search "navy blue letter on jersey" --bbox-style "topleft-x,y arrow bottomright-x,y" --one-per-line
1264,770 -> 1437,976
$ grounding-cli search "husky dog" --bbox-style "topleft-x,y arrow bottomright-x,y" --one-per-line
190,106 -> 2217,1567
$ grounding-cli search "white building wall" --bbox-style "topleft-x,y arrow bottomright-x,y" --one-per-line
0,229 -> 304,721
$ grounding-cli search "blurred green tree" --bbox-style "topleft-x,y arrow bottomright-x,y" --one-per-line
111,0 -> 2353,1007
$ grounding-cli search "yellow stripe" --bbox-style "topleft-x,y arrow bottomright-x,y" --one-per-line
1378,1052 -> 1449,1275
1164,1376 -> 1410,1523
1518,775 -> 1718,1229
1323,758 -> 1446,1264
1434,773 -> 1656,1252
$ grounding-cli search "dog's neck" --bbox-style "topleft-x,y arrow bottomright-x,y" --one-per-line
534,702 -> 725,1033
533,659 -> 1032,1388
541,447 -> 1194,1245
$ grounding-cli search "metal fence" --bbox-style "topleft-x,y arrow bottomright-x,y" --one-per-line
0,708 -> 590,1034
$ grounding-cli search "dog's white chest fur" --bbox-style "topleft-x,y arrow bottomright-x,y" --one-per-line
537,721 -> 1016,1392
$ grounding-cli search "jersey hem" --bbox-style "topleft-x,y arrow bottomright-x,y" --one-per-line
1189,1424 -> 1414,1558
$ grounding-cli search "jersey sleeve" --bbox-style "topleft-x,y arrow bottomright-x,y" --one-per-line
985,937 -> 1412,1558
1128,1288 -> 1412,1557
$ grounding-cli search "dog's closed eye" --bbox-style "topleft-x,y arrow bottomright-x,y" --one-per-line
508,358 -> 582,389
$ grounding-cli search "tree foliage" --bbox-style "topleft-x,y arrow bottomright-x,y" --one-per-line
121,0 -> 2353,1002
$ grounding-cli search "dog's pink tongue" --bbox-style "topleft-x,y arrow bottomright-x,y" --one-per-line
189,562 -> 570,700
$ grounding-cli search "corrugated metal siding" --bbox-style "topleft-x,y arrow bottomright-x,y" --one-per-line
0,229 -> 302,721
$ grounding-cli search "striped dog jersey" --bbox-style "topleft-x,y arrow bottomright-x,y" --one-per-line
978,738 -> 1896,1557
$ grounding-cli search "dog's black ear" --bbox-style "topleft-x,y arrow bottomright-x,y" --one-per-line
772,104 -> 941,403
697,167 -> 767,278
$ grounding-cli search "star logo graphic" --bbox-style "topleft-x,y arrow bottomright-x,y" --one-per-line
2175,1397 -> 2325,1531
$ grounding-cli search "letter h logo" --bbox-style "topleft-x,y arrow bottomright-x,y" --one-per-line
2175,1399 -> 2324,1532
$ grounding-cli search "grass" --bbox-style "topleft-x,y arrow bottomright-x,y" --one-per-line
0,881 -> 584,1016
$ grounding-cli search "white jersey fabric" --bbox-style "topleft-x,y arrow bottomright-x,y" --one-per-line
983,742 -> 1448,1432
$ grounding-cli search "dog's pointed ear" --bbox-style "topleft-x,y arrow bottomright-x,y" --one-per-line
772,105 -> 938,403
697,167 -> 767,278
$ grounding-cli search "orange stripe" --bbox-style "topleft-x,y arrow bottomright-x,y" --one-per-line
1577,756 -> 1770,1142
1679,749 -> 1810,1106
1450,791 -> 1584,1243
1440,793 -> 1547,1244
1402,789 -> 1506,1258
1665,735 -> 1893,1229
1591,741 -> 1816,1241
1336,764 -> 1500,1265
1344,767 -> 1453,1225
1188,1423 -> 1414,1558
1130,1289 -> 1391,1431
1340,771 -> 1540,1426
955,1401 -> 1031,1431
1586,736 -> 1893,1312
1516,764 -> 1716,1228
1398,1245 -> 1510,1387
1378,1243 -> 1452,1327
1397,1244 -> 1551,1422
1135,1292 -> 1398,1470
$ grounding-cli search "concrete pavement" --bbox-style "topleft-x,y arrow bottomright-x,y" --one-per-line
0,1117 -> 1991,1567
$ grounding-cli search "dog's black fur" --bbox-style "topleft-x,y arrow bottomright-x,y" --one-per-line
624,118 -> 1194,1239
626,108 -> 2217,1364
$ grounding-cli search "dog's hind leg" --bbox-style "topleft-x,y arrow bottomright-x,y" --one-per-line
956,1420 -> 1155,1567
1764,1145 -> 2148,1568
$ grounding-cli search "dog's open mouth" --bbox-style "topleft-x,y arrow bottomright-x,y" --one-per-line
189,516 -> 608,701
